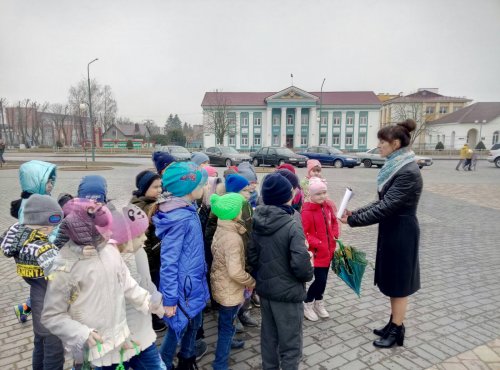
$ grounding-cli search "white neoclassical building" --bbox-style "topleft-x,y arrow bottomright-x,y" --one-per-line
201,86 -> 381,151
426,102 -> 500,149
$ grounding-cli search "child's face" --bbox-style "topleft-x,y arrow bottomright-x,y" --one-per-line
310,166 -> 322,178
199,162 -> 209,169
311,190 -> 328,204
145,179 -> 162,199
191,186 -> 204,200
45,179 -> 54,195
239,186 -> 251,201
248,182 -> 257,192
131,233 -> 147,252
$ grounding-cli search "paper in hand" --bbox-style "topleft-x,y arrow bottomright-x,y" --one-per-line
336,187 -> 353,219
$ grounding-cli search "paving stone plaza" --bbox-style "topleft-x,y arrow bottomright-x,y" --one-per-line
1,155 -> 499,369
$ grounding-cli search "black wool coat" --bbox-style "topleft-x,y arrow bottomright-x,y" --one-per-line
348,161 -> 423,297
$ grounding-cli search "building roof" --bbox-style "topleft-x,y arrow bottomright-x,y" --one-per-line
385,89 -> 471,104
201,88 -> 380,107
428,102 -> 500,124
106,123 -> 150,137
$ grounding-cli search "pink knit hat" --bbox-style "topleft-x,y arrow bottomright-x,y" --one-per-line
307,159 -> 321,177
110,204 -> 149,244
204,165 -> 218,178
309,176 -> 327,196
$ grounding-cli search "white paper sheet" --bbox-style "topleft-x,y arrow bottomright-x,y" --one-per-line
336,187 -> 353,219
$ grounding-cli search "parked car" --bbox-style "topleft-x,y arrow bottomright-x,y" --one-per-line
298,146 -> 360,168
204,146 -> 251,167
157,145 -> 191,161
487,145 -> 500,168
358,148 -> 433,169
251,147 -> 307,167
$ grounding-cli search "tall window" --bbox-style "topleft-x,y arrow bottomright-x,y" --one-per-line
346,113 -> 354,125
358,135 -> 366,145
300,136 -> 308,145
425,106 -> 435,114
439,106 -> 448,114
254,117 -> 261,126
273,116 -> 280,126
319,135 -> 327,145
229,136 -> 235,146
273,135 -> 279,145
241,117 -> 248,126
287,115 -> 294,125
320,114 -> 328,125
332,134 -> 340,145
301,115 -> 309,125
254,135 -> 261,146
359,115 -> 368,125
241,135 -> 248,146
345,134 -> 353,145
333,116 -> 341,125
493,131 -> 499,144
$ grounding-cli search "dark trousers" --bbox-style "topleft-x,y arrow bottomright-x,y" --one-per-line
305,267 -> 329,303
463,158 -> 472,170
24,277 -> 65,370
213,305 -> 239,370
260,298 -> 303,370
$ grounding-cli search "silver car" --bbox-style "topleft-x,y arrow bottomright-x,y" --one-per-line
359,148 -> 433,169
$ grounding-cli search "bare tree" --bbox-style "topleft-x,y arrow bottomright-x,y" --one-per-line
203,89 -> 237,145
101,85 -> 117,131
50,103 -> 70,146
0,98 -> 8,142
391,102 -> 438,148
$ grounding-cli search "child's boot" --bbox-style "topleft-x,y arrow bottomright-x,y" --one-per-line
303,301 -> 319,321
14,303 -> 31,323
313,300 -> 330,318
176,353 -> 198,370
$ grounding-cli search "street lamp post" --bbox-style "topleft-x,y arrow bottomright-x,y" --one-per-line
318,78 -> 326,145
87,58 -> 98,161
79,103 -> 89,169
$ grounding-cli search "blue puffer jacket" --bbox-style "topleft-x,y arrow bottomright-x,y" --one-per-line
18,160 -> 57,223
153,197 -> 209,340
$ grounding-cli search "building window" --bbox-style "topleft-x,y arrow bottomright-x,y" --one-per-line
228,113 -> 236,125
273,116 -> 280,126
241,117 -> 248,126
425,106 -> 435,114
254,117 -> 261,126
273,135 -> 279,145
333,116 -> 341,125
345,134 -> 353,145
358,135 -> 366,145
301,115 -> 308,125
241,135 -> 248,146
287,115 -> 294,125
319,135 -> 327,145
300,136 -> 308,145
229,136 -> 235,146
439,106 -> 448,114
359,116 -> 368,125
493,131 -> 499,144
346,115 -> 354,125
332,134 -> 340,145
254,135 -> 261,146
321,115 -> 328,125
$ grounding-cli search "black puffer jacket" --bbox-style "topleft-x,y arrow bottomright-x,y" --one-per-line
249,205 -> 313,303
348,161 -> 423,297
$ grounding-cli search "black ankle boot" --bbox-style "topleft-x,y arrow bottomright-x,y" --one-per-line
175,354 -> 199,370
373,315 -> 392,336
373,322 -> 405,348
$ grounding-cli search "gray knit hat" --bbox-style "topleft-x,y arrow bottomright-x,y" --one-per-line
23,194 -> 63,226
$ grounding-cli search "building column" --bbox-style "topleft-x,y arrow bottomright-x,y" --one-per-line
309,107 -> 317,146
327,111 -> 333,146
340,111 -> 346,150
294,107 -> 302,148
353,111 -> 358,150
266,107 -> 272,147
281,107 -> 287,146
248,112 -> 254,150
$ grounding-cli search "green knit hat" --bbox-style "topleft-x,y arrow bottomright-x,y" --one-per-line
210,193 -> 244,220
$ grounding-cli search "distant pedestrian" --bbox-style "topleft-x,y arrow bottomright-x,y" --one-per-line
456,143 -> 469,170
0,138 -> 6,164
463,148 -> 474,171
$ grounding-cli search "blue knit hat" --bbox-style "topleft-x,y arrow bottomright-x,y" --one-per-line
77,175 -> 108,203
225,174 -> 249,194
162,162 -> 208,197
152,151 -> 176,174
191,152 -> 209,167
276,169 -> 299,189
262,173 -> 293,206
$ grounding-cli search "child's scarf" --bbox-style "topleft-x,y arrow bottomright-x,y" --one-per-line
377,148 -> 415,192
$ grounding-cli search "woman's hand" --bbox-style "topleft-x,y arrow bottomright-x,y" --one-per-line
164,305 -> 177,318
339,210 -> 351,225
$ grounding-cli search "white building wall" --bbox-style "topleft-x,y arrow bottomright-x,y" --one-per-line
367,110 -> 380,149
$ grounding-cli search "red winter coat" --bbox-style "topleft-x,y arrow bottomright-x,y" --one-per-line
301,200 -> 340,267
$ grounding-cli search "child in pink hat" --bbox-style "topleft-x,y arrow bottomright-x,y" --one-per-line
301,159 -> 323,202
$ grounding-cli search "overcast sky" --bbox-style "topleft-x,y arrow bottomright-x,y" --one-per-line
1,0 -> 500,125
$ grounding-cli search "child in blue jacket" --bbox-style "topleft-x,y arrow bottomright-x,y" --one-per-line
153,162 -> 209,370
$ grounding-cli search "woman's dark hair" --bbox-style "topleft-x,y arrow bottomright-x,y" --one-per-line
377,119 -> 416,148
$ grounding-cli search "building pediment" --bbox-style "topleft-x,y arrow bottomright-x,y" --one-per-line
265,86 -> 319,102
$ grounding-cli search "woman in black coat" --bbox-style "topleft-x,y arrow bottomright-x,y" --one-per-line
340,119 -> 423,349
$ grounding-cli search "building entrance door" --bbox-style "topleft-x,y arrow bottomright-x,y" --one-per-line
286,135 -> 294,148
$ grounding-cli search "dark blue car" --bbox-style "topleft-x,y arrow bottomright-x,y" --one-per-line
298,146 -> 361,168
